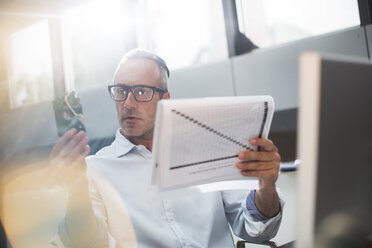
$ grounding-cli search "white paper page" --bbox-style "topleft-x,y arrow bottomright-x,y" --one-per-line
153,96 -> 274,190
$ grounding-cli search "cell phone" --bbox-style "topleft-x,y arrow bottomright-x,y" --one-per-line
53,91 -> 86,137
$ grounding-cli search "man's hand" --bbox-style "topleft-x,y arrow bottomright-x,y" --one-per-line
236,138 -> 281,218
236,138 -> 280,189
50,129 -> 99,246
49,129 -> 90,183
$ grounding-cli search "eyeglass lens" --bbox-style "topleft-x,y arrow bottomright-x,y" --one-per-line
111,86 -> 154,102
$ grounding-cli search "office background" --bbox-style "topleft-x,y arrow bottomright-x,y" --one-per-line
0,0 -> 371,247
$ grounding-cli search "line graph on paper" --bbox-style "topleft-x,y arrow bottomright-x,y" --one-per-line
168,101 -> 269,171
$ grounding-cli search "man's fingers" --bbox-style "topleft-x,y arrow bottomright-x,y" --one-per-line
237,138 -> 280,162
70,146 -> 90,171
51,144 -> 89,171
51,131 -> 89,169
236,161 -> 279,178
59,131 -> 87,158
69,136 -> 89,161
236,138 -> 281,189
50,129 -> 77,157
83,145 -> 90,156
239,169 -> 278,178
238,150 -> 280,162
250,138 -> 278,152
75,145 -> 90,165
236,161 -> 277,171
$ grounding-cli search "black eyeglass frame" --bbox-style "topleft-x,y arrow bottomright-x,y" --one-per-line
108,84 -> 167,102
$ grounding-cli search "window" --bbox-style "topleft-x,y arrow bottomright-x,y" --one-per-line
6,0 -> 360,98
236,0 -> 360,48
8,20 -> 54,108
139,0 -> 228,69
62,0 -> 228,91
62,0 -> 131,92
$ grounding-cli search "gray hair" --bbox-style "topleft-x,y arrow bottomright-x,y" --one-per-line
114,48 -> 169,91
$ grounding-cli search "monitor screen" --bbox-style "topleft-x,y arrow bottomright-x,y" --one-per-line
296,52 -> 372,248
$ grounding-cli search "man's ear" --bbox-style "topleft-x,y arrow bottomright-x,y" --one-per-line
163,91 -> 170,100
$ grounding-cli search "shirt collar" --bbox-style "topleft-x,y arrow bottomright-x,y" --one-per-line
114,129 -> 136,157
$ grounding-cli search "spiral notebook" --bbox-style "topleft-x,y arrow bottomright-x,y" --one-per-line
152,96 -> 274,191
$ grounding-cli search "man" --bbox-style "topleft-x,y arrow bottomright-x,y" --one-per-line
50,49 -> 283,248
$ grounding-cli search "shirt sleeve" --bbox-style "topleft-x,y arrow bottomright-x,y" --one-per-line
245,190 -> 271,223
221,188 -> 285,243
50,177 -> 116,248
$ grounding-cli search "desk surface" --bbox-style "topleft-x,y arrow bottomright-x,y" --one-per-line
233,170 -> 298,247
273,171 -> 297,246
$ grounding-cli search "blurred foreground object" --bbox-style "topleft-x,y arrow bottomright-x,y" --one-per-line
0,160 -> 137,248
315,212 -> 372,248
1,163 -> 67,248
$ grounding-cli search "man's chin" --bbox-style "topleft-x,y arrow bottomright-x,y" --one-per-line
120,128 -> 142,137
120,126 -> 154,140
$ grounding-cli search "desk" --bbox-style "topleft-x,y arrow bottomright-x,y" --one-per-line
233,171 -> 298,247
272,171 -> 297,246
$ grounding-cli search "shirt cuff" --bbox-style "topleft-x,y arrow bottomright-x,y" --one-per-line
245,190 -> 270,223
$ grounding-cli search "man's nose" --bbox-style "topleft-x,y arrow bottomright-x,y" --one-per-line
124,91 -> 138,108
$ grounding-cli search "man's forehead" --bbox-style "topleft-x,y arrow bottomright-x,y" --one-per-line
115,59 -> 160,83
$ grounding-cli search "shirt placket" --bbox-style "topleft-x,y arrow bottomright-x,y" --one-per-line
162,200 -> 189,247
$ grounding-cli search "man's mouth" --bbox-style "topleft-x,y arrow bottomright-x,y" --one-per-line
124,116 -> 141,121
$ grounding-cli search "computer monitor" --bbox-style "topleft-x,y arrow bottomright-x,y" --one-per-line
0,221 -> 6,248
296,52 -> 372,248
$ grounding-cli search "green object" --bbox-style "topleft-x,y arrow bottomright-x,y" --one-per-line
53,91 -> 86,136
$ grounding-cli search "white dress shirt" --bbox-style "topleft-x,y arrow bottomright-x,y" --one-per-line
55,129 -> 284,248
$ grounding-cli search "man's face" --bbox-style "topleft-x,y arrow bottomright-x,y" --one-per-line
114,59 -> 170,141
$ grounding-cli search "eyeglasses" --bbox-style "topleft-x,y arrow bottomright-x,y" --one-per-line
108,84 -> 167,102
